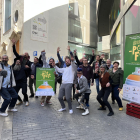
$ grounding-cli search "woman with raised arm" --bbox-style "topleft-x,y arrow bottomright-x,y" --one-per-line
95,64 -> 114,116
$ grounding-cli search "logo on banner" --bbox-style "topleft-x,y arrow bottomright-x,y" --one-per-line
129,41 -> 140,61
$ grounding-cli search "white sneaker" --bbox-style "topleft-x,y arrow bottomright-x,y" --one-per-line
0,112 -> 8,117
58,108 -> 66,112
8,108 -> 18,112
82,109 -> 89,116
78,99 -> 81,103
25,102 -> 29,106
69,109 -> 73,114
41,103 -> 44,107
76,105 -> 84,110
16,101 -> 23,105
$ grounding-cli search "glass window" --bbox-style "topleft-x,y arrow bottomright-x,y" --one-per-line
68,42 -> 94,62
109,0 -> 121,33
5,0 -> 11,32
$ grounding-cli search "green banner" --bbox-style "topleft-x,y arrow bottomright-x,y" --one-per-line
124,33 -> 140,83
35,68 -> 55,96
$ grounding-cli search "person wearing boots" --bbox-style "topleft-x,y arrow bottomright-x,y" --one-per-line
74,68 -> 91,116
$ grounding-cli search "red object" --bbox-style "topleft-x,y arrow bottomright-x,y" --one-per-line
126,103 -> 140,119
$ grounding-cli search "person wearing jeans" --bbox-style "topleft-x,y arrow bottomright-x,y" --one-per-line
95,77 -> 100,94
95,64 -> 114,116
0,55 -> 18,117
92,54 -> 106,94
108,61 -> 123,111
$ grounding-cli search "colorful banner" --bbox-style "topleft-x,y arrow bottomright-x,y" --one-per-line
123,33 -> 140,104
35,68 -> 55,96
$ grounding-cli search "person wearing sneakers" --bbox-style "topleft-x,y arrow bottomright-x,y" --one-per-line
95,64 -> 114,116
40,50 -> 58,106
52,56 -> 77,114
74,68 -> 91,116
0,55 -> 18,117
108,61 -> 124,111
12,60 -> 30,106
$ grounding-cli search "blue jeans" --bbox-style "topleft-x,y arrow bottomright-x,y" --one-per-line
112,85 -> 123,107
95,78 -> 100,94
0,87 -> 18,113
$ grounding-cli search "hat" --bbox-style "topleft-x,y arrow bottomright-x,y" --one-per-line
100,64 -> 106,68
77,67 -> 82,72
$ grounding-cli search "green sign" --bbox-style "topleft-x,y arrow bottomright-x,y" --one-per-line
35,68 -> 55,96
124,33 -> 140,83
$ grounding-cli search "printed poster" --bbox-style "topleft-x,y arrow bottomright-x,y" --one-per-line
123,33 -> 140,104
31,12 -> 48,42
35,68 -> 55,96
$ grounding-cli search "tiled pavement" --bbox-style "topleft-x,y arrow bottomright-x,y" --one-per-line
1,86 -> 140,140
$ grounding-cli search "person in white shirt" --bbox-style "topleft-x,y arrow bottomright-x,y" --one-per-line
52,56 -> 77,114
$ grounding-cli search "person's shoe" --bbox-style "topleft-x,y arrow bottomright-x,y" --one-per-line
107,111 -> 114,116
29,94 -> 34,98
69,109 -> 73,114
25,102 -> 29,106
46,101 -> 52,105
98,107 -> 106,110
41,103 -> 44,107
82,109 -> 89,116
8,108 -> 18,112
58,108 -> 66,112
35,96 -> 38,98
76,105 -> 84,110
16,101 -> 23,105
119,107 -> 123,111
78,99 -> 81,103
112,101 -> 115,104
0,112 -> 8,117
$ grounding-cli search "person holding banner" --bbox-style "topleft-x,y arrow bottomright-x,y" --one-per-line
40,50 -> 58,106
95,64 -> 114,116
29,57 -> 42,98
52,56 -> 77,114
108,62 -> 124,111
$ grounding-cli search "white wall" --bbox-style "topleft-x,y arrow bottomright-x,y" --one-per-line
22,0 -> 69,62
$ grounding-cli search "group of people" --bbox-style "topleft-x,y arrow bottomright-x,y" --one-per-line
0,40 -> 124,117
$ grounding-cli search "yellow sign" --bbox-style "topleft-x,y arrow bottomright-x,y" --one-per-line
41,71 -> 51,79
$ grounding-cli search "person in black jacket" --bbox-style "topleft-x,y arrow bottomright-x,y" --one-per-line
13,60 -> 30,106
73,49 -> 95,66
29,57 -> 42,98
11,40 -> 32,77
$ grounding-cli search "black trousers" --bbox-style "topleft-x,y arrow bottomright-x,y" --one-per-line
97,87 -> 113,112
74,93 -> 89,109
29,77 -> 36,95
14,83 -> 28,102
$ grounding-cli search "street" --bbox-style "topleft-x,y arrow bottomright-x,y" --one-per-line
0,86 -> 140,140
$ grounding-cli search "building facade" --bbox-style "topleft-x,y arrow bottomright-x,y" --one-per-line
0,0 -> 97,64
97,0 -> 139,68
